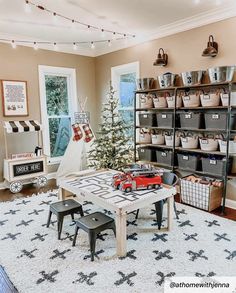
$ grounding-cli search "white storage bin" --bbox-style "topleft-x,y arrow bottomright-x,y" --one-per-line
199,138 -> 219,151
139,94 -> 154,109
182,92 -> 200,107
151,133 -> 165,145
139,129 -> 151,144
220,92 -> 236,106
200,92 -> 220,107
165,134 -> 180,147
181,136 -> 199,149
218,139 -> 236,153
166,95 -> 182,108
153,95 -> 168,108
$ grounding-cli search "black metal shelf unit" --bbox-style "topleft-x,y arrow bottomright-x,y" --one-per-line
134,81 -> 236,213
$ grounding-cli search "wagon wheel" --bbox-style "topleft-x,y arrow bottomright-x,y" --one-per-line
9,181 -> 23,193
37,176 -> 48,187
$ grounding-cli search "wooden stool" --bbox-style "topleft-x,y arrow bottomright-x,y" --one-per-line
72,212 -> 116,261
47,199 -> 84,240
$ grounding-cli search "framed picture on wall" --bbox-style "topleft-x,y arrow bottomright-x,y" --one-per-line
1,80 -> 29,116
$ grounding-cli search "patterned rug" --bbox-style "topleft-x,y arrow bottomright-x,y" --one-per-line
0,191 -> 235,293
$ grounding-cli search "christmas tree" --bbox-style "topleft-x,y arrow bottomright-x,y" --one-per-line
88,83 -> 133,170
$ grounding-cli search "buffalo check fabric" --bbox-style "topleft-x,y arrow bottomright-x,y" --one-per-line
72,123 -> 83,142
82,124 -> 94,143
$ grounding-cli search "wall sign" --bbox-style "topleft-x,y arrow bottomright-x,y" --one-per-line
1,80 -> 29,116
13,161 -> 44,177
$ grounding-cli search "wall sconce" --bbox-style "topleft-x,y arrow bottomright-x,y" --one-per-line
202,35 -> 218,57
153,48 -> 168,66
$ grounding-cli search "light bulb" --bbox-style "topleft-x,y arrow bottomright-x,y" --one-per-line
53,42 -> 58,51
108,40 -> 112,47
73,42 -> 77,50
101,29 -> 105,37
71,19 -> 75,29
112,32 -> 116,40
91,42 -> 95,49
53,12 -> 58,23
33,42 -> 38,50
24,0 -> 31,13
11,40 -> 16,49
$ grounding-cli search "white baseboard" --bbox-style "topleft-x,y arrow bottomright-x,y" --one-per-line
225,199 -> 236,210
0,172 -> 57,190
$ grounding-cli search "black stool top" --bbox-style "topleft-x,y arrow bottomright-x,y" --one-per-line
76,212 -> 114,230
50,199 -> 82,213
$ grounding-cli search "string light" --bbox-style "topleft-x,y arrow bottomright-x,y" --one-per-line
91,42 -> 95,49
24,0 -> 135,38
24,0 -> 31,13
33,42 -> 38,50
11,40 -> 16,49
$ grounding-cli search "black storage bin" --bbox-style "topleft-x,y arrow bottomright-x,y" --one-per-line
139,113 -> 157,127
138,147 -> 155,161
156,149 -> 172,166
202,157 -> 232,176
179,112 -> 203,129
177,153 -> 200,171
156,112 -> 173,128
204,112 -> 236,130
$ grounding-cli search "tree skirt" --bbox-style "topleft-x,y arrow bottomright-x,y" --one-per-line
0,191 -> 235,293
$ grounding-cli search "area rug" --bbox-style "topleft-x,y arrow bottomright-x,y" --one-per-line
0,191 -> 235,293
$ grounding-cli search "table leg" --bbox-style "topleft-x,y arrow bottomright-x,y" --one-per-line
167,195 -> 174,231
116,211 -> 127,257
58,188 -> 66,201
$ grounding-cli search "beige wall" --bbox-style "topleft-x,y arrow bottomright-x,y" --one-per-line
95,17 -> 236,201
0,43 -> 96,181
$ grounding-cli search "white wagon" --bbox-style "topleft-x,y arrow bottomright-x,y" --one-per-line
3,120 -> 48,193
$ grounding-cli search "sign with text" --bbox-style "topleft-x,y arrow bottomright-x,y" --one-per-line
13,161 -> 44,177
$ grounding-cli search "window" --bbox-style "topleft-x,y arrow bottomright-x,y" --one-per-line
111,62 -> 139,142
38,66 -> 77,164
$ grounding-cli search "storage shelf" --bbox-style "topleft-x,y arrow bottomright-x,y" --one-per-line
136,143 -> 173,149
175,167 -> 224,179
176,147 -> 226,156
136,126 -> 173,130
175,128 -> 227,133
135,87 -> 176,94
177,106 -> 228,110
136,107 -> 174,111
137,160 -> 173,169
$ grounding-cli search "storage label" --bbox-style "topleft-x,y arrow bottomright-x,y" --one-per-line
210,160 -> 217,165
212,114 -> 219,119
183,156 -> 189,160
185,114 -> 192,119
162,114 -> 167,119
161,152 -> 167,157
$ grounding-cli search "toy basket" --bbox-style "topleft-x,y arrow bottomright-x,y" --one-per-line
199,136 -> 219,151
166,95 -> 182,108
139,129 -> 151,144
177,153 -> 200,171
202,157 -> 232,176
165,132 -> 181,147
180,134 -> 199,149
180,175 -> 222,211
156,112 -> 174,128
151,130 -> 165,145
179,112 -> 203,129
200,89 -> 221,107
218,139 -> 236,154
153,93 -> 168,108
139,93 -> 154,109
139,113 -> 157,127
181,91 -> 201,107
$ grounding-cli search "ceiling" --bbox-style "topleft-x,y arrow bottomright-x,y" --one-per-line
0,0 -> 236,57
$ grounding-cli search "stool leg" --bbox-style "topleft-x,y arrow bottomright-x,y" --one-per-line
57,216 -> 64,240
135,209 -> 139,220
154,200 -> 164,230
71,213 -> 74,221
88,231 -> 96,262
173,200 -> 179,220
72,225 -> 79,247
79,206 -> 84,217
46,210 -> 52,228
111,222 -> 116,237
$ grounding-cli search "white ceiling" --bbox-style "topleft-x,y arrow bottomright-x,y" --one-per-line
0,0 -> 236,57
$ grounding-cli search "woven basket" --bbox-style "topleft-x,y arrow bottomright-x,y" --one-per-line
139,94 -> 154,109
166,95 -> 182,108
218,139 -> 236,153
181,136 -> 199,149
200,90 -> 220,107
199,138 -> 219,151
153,95 -> 168,108
165,134 -> 181,147
151,132 -> 165,145
139,129 -> 151,144
182,92 -> 200,107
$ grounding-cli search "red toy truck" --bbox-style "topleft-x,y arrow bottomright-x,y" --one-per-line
113,170 -> 162,193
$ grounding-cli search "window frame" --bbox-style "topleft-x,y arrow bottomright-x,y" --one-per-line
38,65 -> 77,164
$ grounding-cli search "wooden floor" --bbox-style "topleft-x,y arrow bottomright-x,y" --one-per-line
0,179 -> 235,221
